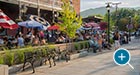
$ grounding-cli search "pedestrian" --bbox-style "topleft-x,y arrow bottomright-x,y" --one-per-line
17,35 -> 25,47
97,34 -> 102,52
113,31 -> 120,50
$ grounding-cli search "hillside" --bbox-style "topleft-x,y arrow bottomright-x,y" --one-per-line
80,7 -> 140,18
80,7 -> 115,18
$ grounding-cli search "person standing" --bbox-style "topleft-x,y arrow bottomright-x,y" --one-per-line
96,33 -> 102,52
113,31 -> 120,50
17,35 -> 24,47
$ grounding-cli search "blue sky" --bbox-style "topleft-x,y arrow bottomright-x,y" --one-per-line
80,0 -> 140,12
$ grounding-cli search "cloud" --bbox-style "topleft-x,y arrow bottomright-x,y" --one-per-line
81,0 -> 140,11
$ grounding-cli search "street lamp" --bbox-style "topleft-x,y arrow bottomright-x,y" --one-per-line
128,16 -> 132,41
106,3 -> 111,43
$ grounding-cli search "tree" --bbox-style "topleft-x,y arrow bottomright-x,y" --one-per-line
103,8 -> 138,31
58,0 -> 82,39
103,14 -> 115,31
118,18 -> 129,31
133,13 -> 140,30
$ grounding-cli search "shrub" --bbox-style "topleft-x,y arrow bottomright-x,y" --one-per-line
3,51 -> 14,66
0,56 -> 4,64
14,50 -> 24,64
79,43 -> 84,50
74,43 -> 79,50
85,42 -> 89,48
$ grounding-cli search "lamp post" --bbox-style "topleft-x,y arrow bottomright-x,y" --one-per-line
129,16 -> 132,41
106,3 -> 111,43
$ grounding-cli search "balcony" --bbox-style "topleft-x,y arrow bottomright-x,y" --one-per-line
0,0 -> 62,11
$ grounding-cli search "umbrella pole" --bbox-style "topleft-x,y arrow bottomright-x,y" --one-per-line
5,29 -> 7,35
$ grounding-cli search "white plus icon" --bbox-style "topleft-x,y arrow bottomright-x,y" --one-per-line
118,53 -> 126,61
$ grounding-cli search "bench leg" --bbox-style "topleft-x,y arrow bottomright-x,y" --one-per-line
87,47 -> 90,52
65,54 -> 70,62
22,61 -> 26,71
52,57 -> 56,66
48,59 -> 52,68
40,58 -> 44,66
31,63 -> 35,73
93,47 -> 97,53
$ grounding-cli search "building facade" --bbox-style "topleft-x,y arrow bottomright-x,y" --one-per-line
0,0 -> 80,36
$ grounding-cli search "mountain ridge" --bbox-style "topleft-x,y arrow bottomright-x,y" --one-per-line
80,7 -> 140,18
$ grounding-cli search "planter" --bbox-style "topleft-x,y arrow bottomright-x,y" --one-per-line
9,59 -> 43,74
0,65 -> 8,75
70,50 -> 88,60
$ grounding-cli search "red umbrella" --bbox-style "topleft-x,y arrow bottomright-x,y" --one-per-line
84,22 -> 99,28
47,25 -> 59,30
0,9 -> 18,29
99,22 -> 107,30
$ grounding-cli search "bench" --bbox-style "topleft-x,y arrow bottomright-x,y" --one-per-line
87,41 -> 99,53
38,47 -> 57,68
57,45 -> 70,62
23,51 -> 36,73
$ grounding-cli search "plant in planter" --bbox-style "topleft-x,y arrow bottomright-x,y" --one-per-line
0,55 -> 4,64
3,51 -> 14,66
79,43 -> 84,50
84,42 -> 89,48
74,43 -> 79,53
14,50 -> 24,64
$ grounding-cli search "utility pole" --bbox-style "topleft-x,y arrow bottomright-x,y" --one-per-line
112,2 -> 121,30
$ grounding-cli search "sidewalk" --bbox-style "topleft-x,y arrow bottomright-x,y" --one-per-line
121,36 -> 140,50
11,49 -> 140,75
10,48 -> 114,75
10,37 -> 140,75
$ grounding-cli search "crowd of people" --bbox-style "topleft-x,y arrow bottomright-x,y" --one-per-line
0,29 -> 47,49
0,25 -> 134,51
75,29 -> 112,53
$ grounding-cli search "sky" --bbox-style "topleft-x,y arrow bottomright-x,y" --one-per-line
80,0 -> 140,12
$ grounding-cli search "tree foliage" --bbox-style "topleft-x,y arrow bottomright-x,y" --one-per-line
104,8 -> 140,31
58,0 -> 82,39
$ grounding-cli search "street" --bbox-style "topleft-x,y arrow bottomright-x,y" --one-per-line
13,37 -> 140,75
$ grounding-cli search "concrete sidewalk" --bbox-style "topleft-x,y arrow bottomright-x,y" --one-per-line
11,49 -> 140,75
10,37 -> 140,75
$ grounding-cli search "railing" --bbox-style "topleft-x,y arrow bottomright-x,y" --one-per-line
20,0 -> 62,10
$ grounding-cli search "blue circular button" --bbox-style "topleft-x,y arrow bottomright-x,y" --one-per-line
113,48 -> 130,66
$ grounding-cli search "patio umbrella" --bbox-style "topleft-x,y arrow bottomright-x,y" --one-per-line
99,22 -> 107,30
84,22 -> 99,28
27,15 -> 50,28
0,9 -> 18,29
47,25 -> 59,30
18,20 -> 46,30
